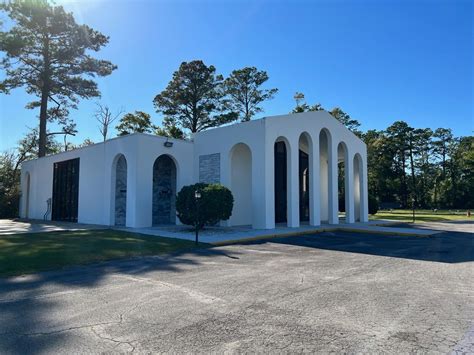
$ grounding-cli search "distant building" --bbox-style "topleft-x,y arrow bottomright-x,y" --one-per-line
20,111 -> 368,229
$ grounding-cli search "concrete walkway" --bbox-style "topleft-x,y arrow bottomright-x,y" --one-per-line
0,219 -> 107,236
114,220 -> 441,245
0,218 -> 441,243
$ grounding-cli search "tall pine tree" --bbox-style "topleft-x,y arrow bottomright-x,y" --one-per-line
0,0 -> 116,157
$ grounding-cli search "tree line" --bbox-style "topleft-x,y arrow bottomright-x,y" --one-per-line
291,95 -> 473,211
364,125 -> 473,210
0,0 -> 472,218
113,62 -> 278,138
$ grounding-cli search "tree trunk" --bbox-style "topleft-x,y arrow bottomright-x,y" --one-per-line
442,149 -> 446,178
450,160 -> 457,207
245,100 -> 250,121
244,88 -> 250,121
400,153 -> 408,208
38,88 -> 49,157
408,144 -> 417,205
39,35 -> 50,158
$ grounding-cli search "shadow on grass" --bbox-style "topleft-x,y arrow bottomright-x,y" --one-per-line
372,212 -> 473,222
0,230 -> 241,353
0,230 -> 214,277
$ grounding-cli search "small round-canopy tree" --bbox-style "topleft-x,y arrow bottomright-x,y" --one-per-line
176,183 -> 233,231
115,111 -> 155,136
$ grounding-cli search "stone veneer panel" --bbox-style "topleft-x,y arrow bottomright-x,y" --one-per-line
114,155 -> 127,226
153,155 -> 177,225
199,153 -> 220,183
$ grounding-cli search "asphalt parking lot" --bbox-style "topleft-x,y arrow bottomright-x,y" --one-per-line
0,222 -> 472,353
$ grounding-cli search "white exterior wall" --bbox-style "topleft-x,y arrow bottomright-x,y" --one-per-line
261,111 -> 367,227
20,134 -> 194,228
193,119 -> 269,229
20,111 -> 368,229
192,111 -> 367,229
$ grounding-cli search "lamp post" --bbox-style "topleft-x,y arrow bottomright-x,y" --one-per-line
194,190 -> 201,245
412,196 -> 416,223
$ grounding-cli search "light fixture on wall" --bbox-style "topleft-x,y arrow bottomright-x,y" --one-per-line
164,138 -> 173,148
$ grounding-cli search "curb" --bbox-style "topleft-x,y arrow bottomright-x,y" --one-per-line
210,224 -> 438,246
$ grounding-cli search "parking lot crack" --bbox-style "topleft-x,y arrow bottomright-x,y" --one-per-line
1,319 -> 119,337
90,326 -> 137,353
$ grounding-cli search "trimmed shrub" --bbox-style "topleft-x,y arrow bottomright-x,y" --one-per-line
176,183 -> 234,229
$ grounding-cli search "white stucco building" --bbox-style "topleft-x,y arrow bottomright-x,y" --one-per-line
20,111 -> 368,229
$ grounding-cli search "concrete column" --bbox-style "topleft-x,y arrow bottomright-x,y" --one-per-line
220,152 -> 231,189
328,141 -> 339,224
219,153 -> 231,227
309,134 -> 320,226
361,154 -> 369,222
319,146 -> 329,223
125,155 -> 136,228
353,155 -> 362,222
126,149 -> 153,228
262,139 -> 275,229
287,138 -> 300,227
345,152 -> 355,223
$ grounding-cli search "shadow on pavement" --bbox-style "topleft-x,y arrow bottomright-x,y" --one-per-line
240,229 -> 473,264
0,246 -> 241,354
0,222 -> 472,353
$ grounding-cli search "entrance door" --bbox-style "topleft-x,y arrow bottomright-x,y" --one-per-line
52,158 -> 80,222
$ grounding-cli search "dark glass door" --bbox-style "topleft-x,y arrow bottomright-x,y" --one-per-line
299,150 -> 309,221
52,158 -> 80,222
274,141 -> 287,223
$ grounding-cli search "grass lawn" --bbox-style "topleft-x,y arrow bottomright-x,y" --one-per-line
0,229 -> 209,277
371,209 -> 473,222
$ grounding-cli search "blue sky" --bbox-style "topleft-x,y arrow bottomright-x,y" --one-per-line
0,0 -> 472,150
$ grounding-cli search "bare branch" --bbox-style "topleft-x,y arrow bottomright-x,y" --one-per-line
94,103 -> 124,141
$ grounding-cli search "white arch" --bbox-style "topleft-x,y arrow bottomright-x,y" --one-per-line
152,154 -> 178,225
337,141 -> 350,223
299,132 -> 313,223
154,153 -> 180,182
353,153 -> 363,222
319,129 -> 332,223
229,143 -> 252,226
